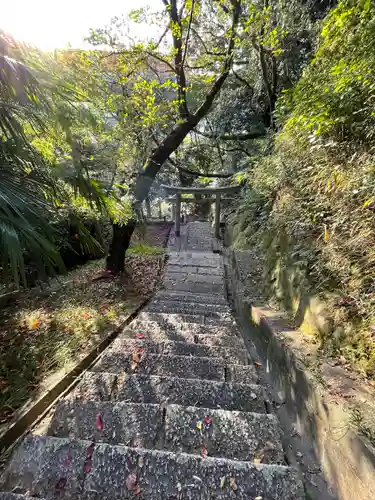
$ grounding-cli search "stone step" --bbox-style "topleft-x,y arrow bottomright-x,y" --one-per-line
145,302 -> 232,319
124,321 -> 196,343
68,373 -> 266,413
164,272 -> 223,284
164,280 -> 224,294
168,251 -> 220,265
128,317 -> 238,336
90,352 -> 226,381
165,405 -> 285,464
48,401 -> 284,464
154,290 -> 227,306
109,338 -> 248,364
166,265 -> 223,276
195,333 -> 245,348
48,401 -> 163,448
148,298 -> 229,314
1,436 -> 304,499
0,495 -> 44,500
137,312 -> 205,325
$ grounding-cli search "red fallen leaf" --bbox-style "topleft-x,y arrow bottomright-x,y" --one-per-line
204,415 -> 212,426
135,484 -> 141,496
84,458 -> 92,473
82,313 -> 89,319
74,233 -> 79,240
55,477 -> 67,491
125,472 -> 137,490
254,361 -> 262,367
201,446 -> 208,458
96,413 -> 103,432
136,333 -> 145,339
138,347 -> 145,355
86,442 -> 95,459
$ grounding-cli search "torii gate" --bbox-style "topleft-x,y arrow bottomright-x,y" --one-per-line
161,184 -> 241,238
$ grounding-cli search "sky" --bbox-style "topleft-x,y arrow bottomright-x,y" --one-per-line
2,0 -> 160,50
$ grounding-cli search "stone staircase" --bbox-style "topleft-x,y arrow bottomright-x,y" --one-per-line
0,222 -> 304,499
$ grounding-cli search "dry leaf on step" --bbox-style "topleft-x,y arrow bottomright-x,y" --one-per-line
229,477 -> 237,490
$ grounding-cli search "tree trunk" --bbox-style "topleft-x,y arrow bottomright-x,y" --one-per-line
145,197 -> 152,218
106,221 -> 136,274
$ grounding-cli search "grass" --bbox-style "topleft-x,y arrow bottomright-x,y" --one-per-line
127,243 -> 166,256
0,252 -> 165,425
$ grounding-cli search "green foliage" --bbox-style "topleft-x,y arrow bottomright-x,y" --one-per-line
127,243 -> 165,256
233,0 -> 375,376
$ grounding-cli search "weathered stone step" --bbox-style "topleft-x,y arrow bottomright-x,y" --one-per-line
48,401 -> 163,448
165,272 -> 223,284
109,338 -> 248,364
137,312 -> 205,325
147,298 -> 229,314
90,352 -> 226,381
145,302 -> 232,319
168,252 -> 221,267
154,290 -> 227,306
0,495 -> 44,500
1,436 -> 304,499
68,373 -> 265,412
128,316 -> 238,336
195,333 -> 245,348
166,265 -> 223,276
48,401 -> 282,464
49,398 -> 282,464
138,311 -> 234,325
164,279 -> 224,294
165,405 -> 284,464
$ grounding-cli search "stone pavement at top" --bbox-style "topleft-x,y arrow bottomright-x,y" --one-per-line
0,222 -> 304,499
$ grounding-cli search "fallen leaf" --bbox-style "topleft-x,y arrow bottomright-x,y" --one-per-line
254,455 -> 264,465
55,477 -> 67,491
82,313 -> 89,319
86,442 -> 95,459
220,476 -> 226,489
74,233 -> 79,240
125,472 -> 138,491
201,446 -> 208,458
135,484 -> 141,496
229,477 -> 237,491
196,420 -> 203,431
84,458 -> 92,473
255,497 -> 263,500
204,415 -> 212,426
136,333 -> 145,339
96,413 -> 103,432
254,361 -> 262,367
31,319 -> 40,329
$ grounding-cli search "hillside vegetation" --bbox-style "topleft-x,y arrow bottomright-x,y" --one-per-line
232,0 -> 375,376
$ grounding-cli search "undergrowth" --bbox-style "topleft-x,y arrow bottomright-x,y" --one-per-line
232,0 -> 375,378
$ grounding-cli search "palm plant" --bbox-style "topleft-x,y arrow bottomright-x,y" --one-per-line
0,44 -> 67,287
0,35 -> 114,287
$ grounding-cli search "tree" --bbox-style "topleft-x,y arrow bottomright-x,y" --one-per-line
88,0 -> 245,272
